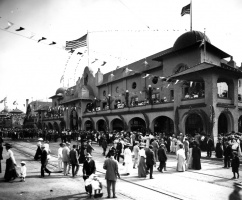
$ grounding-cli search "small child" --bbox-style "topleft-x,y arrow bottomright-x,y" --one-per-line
231,152 -> 240,179
19,161 -> 26,182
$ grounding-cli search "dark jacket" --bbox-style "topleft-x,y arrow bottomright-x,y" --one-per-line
41,149 -> 48,165
0,144 -> 3,160
224,145 -> 232,158
207,138 -> 214,150
83,159 -> 96,176
102,139 -> 108,149
116,142 -> 122,152
69,149 -> 79,165
157,147 -> 167,162
145,148 -> 155,166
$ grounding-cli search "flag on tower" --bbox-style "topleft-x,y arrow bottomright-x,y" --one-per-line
181,4 -> 191,16
65,34 -> 87,51
13,101 -> 18,105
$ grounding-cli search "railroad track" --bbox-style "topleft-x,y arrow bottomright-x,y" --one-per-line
13,142 -> 232,182
12,142 -> 185,200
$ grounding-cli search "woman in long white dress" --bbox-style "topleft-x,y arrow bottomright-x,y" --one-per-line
176,144 -> 186,172
123,143 -> 133,175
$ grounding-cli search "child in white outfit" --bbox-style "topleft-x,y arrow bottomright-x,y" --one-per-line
19,161 -> 27,182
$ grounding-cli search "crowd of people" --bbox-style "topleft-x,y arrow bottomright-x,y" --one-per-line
0,128 -> 242,198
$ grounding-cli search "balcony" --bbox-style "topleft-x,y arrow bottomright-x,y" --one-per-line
181,97 -> 205,105
83,100 -> 174,116
217,97 -> 232,105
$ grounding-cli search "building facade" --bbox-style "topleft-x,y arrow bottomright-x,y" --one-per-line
37,31 -> 242,144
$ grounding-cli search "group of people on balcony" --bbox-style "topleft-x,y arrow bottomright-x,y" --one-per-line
184,90 -> 205,100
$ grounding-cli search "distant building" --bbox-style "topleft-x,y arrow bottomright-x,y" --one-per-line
0,108 -> 25,129
37,30 -> 242,144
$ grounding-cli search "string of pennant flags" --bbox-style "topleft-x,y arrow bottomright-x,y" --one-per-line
0,17 -> 65,50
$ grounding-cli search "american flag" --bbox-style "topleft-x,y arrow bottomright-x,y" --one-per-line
181,4 -> 190,16
65,34 -> 87,51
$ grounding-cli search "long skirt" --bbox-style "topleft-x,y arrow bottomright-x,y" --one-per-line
4,158 -> 19,181
138,157 -> 146,177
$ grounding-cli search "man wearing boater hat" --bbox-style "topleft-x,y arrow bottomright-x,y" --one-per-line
83,153 -> 96,193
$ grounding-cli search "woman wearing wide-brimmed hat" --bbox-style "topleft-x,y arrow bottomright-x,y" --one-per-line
4,143 -> 19,182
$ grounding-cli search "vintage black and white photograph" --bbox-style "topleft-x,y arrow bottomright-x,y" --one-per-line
0,0 -> 242,199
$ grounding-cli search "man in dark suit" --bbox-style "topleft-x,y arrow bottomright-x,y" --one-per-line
40,144 -> 51,177
103,150 -> 120,198
115,138 -> 122,162
69,145 -> 79,177
223,142 -> 232,168
83,153 -> 96,179
206,136 -> 214,158
145,145 -> 156,179
157,144 -> 167,172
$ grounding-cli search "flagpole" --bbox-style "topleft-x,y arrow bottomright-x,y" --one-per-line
87,30 -> 89,70
204,28 -> 206,62
190,0 -> 192,31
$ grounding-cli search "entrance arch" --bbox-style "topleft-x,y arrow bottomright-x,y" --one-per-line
153,116 -> 174,134
70,109 -> 78,130
185,113 -> 203,136
48,122 -> 53,130
53,122 -> 59,132
218,111 -> 233,135
111,118 -> 124,132
60,121 -> 66,131
128,117 -> 146,133
84,120 -> 93,131
97,119 -> 107,132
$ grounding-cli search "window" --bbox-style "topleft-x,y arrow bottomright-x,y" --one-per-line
170,90 -> 174,101
103,90 -> 106,97
152,76 -> 158,84
132,82 -> 137,89
239,80 -> 241,88
116,86 -> 119,93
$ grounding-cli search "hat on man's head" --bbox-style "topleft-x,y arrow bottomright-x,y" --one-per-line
21,161 -> 26,165
66,142 -> 70,145
86,153 -> 92,158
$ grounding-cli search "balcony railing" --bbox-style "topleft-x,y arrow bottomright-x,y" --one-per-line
84,100 -> 174,115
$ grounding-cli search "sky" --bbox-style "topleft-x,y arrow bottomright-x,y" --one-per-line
0,0 -> 242,112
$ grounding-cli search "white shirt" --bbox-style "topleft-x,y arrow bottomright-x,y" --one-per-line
7,149 -> 16,164
58,147 -> 63,159
139,148 -> 146,158
20,165 -> 27,177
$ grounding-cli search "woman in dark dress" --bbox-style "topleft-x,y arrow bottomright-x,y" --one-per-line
4,143 -> 19,182
192,141 -> 201,170
215,138 -> 223,158
78,142 -> 87,164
